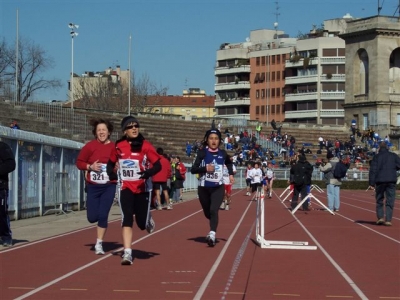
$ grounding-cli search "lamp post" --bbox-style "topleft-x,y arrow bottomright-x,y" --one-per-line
68,23 -> 78,109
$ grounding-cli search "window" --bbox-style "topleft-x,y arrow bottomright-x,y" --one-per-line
272,72 -> 275,81
256,57 -> 260,66
254,73 -> 260,83
271,105 -> 275,114
276,88 -> 280,97
259,72 -> 265,82
261,89 -> 265,98
272,55 -> 275,64
256,106 -> 260,114
256,89 -> 260,99
271,89 -> 276,97
276,104 -> 281,113
277,71 -> 280,81
261,105 -> 265,114
261,56 -> 265,65
267,89 -> 270,98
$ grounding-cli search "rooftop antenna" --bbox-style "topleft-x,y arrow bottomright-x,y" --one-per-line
393,0 -> 400,16
378,0 -> 383,15
273,1 -> 280,39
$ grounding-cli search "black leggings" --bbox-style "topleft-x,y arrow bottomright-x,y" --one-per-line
119,189 -> 150,230
198,185 -> 225,232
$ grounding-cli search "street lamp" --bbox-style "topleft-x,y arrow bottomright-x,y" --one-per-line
68,23 -> 79,109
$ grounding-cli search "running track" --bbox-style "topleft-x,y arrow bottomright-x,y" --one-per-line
0,188 -> 399,300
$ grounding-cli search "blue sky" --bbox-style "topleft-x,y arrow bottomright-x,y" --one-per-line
0,0 -> 395,102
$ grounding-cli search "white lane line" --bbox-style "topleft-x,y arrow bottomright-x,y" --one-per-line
279,200 -> 369,300
194,197 -> 253,300
338,202 -> 400,221
14,209 -> 203,300
0,220 -> 121,254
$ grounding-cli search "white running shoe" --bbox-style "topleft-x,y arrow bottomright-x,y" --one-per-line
95,243 -> 105,255
167,204 -> 173,210
206,231 -> 216,247
225,204 -> 230,211
220,201 -> 226,210
121,252 -> 133,265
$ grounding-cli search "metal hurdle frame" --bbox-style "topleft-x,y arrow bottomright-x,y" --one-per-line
310,184 -> 324,193
279,185 -> 293,203
256,188 -> 317,250
291,191 -> 334,215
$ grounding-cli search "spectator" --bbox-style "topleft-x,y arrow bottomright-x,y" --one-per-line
0,141 -> 16,247
9,120 -> 20,130
369,142 -> 400,226
185,141 -> 192,158
153,148 -> 173,210
289,155 -> 313,211
271,119 -> 277,130
319,152 -> 341,212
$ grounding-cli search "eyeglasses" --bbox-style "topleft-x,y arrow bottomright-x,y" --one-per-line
125,124 -> 139,130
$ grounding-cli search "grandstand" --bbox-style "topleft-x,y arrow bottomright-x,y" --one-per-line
0,100 -> 370,166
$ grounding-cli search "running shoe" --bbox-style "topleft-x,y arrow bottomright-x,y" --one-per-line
206,231 -> 216,247
121,252 -> 133,265
156,205 -> 162,211
95,243 -> 105,255
384,221 -> 392,226
376,218 -> 385,225
225,204 -> 230,211
220,201 -> 226,210
167,204 -> 173,210
146,215 -> 155,233
2,238 -> 12,247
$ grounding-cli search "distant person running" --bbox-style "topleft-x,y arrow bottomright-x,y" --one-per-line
245,162 -> 253,196
76,118 -> 116,255
107,116 -> 161,265
220,157 -> 237,210
191,125 -> 234,247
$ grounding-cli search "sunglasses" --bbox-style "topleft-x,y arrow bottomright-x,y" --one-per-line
125,124 -> 139,130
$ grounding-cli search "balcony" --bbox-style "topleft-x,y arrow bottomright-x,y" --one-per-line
285,74 -> 318,85
214,65 -> 251,76
285,57 -> 318,68
320,74 -> 345,82
320,109 -> 345,117
215,81 -> 250,91
320,57 -> 345,64
285,91 -> 318,102
285,110 -> 318,119
216,113 -> 250,120
215,97 -> 250,107
320,91 -> 345,99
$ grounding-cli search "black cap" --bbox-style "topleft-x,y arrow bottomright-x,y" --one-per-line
121,116 -> 139,131
204,128 -> 222,142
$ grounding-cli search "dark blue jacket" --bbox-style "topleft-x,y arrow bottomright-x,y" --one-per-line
369,148 -> 400,185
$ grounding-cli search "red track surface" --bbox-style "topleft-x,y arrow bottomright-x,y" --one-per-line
1,188 -> 399,300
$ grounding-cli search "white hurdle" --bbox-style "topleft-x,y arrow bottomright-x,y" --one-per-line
291,192 -> 335,215
310,184 -> 324,193
256,189 -> 317,250
279,185 -> 293,203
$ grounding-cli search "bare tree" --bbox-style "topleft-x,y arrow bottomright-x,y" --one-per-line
72,70 -> 168,113
2,37 -> 62,102
130,72 -> 168,114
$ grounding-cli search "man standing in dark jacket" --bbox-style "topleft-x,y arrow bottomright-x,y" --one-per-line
369,142 -> 400,226
290,155 -> 313,211
0,141 -> 16,246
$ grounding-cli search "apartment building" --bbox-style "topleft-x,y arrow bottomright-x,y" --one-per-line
284,22 -> 346,124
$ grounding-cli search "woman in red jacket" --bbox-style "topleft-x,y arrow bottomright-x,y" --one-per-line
76,118 -> 116,256
107,116 -> 161,265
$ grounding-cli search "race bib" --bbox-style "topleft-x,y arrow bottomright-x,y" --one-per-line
205,164 -> 223,183
119,159 -> 141,181
90,164 -> 109,184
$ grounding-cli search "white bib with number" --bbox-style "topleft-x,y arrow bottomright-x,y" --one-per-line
119,159 -> 141,181
90,163 -> 109,184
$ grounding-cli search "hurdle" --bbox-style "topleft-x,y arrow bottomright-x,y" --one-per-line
310,184 -> 324,193
256,189 -> 317,250
280,185 -> 293,203
291,192 -> 334,215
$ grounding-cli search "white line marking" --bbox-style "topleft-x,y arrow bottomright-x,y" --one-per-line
194,196 -> 253,300
278,200 -> 369,300
14,210 -> 203,300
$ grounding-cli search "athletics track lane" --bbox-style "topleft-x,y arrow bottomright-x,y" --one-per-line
0,189 -> 399,299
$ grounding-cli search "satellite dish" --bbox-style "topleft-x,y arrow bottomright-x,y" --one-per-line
274,22 -> 278,29
245,37 -> 250,42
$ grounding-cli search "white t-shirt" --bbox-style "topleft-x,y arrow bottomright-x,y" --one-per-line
249,168 -> 263,184
223,164 -> 236,185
